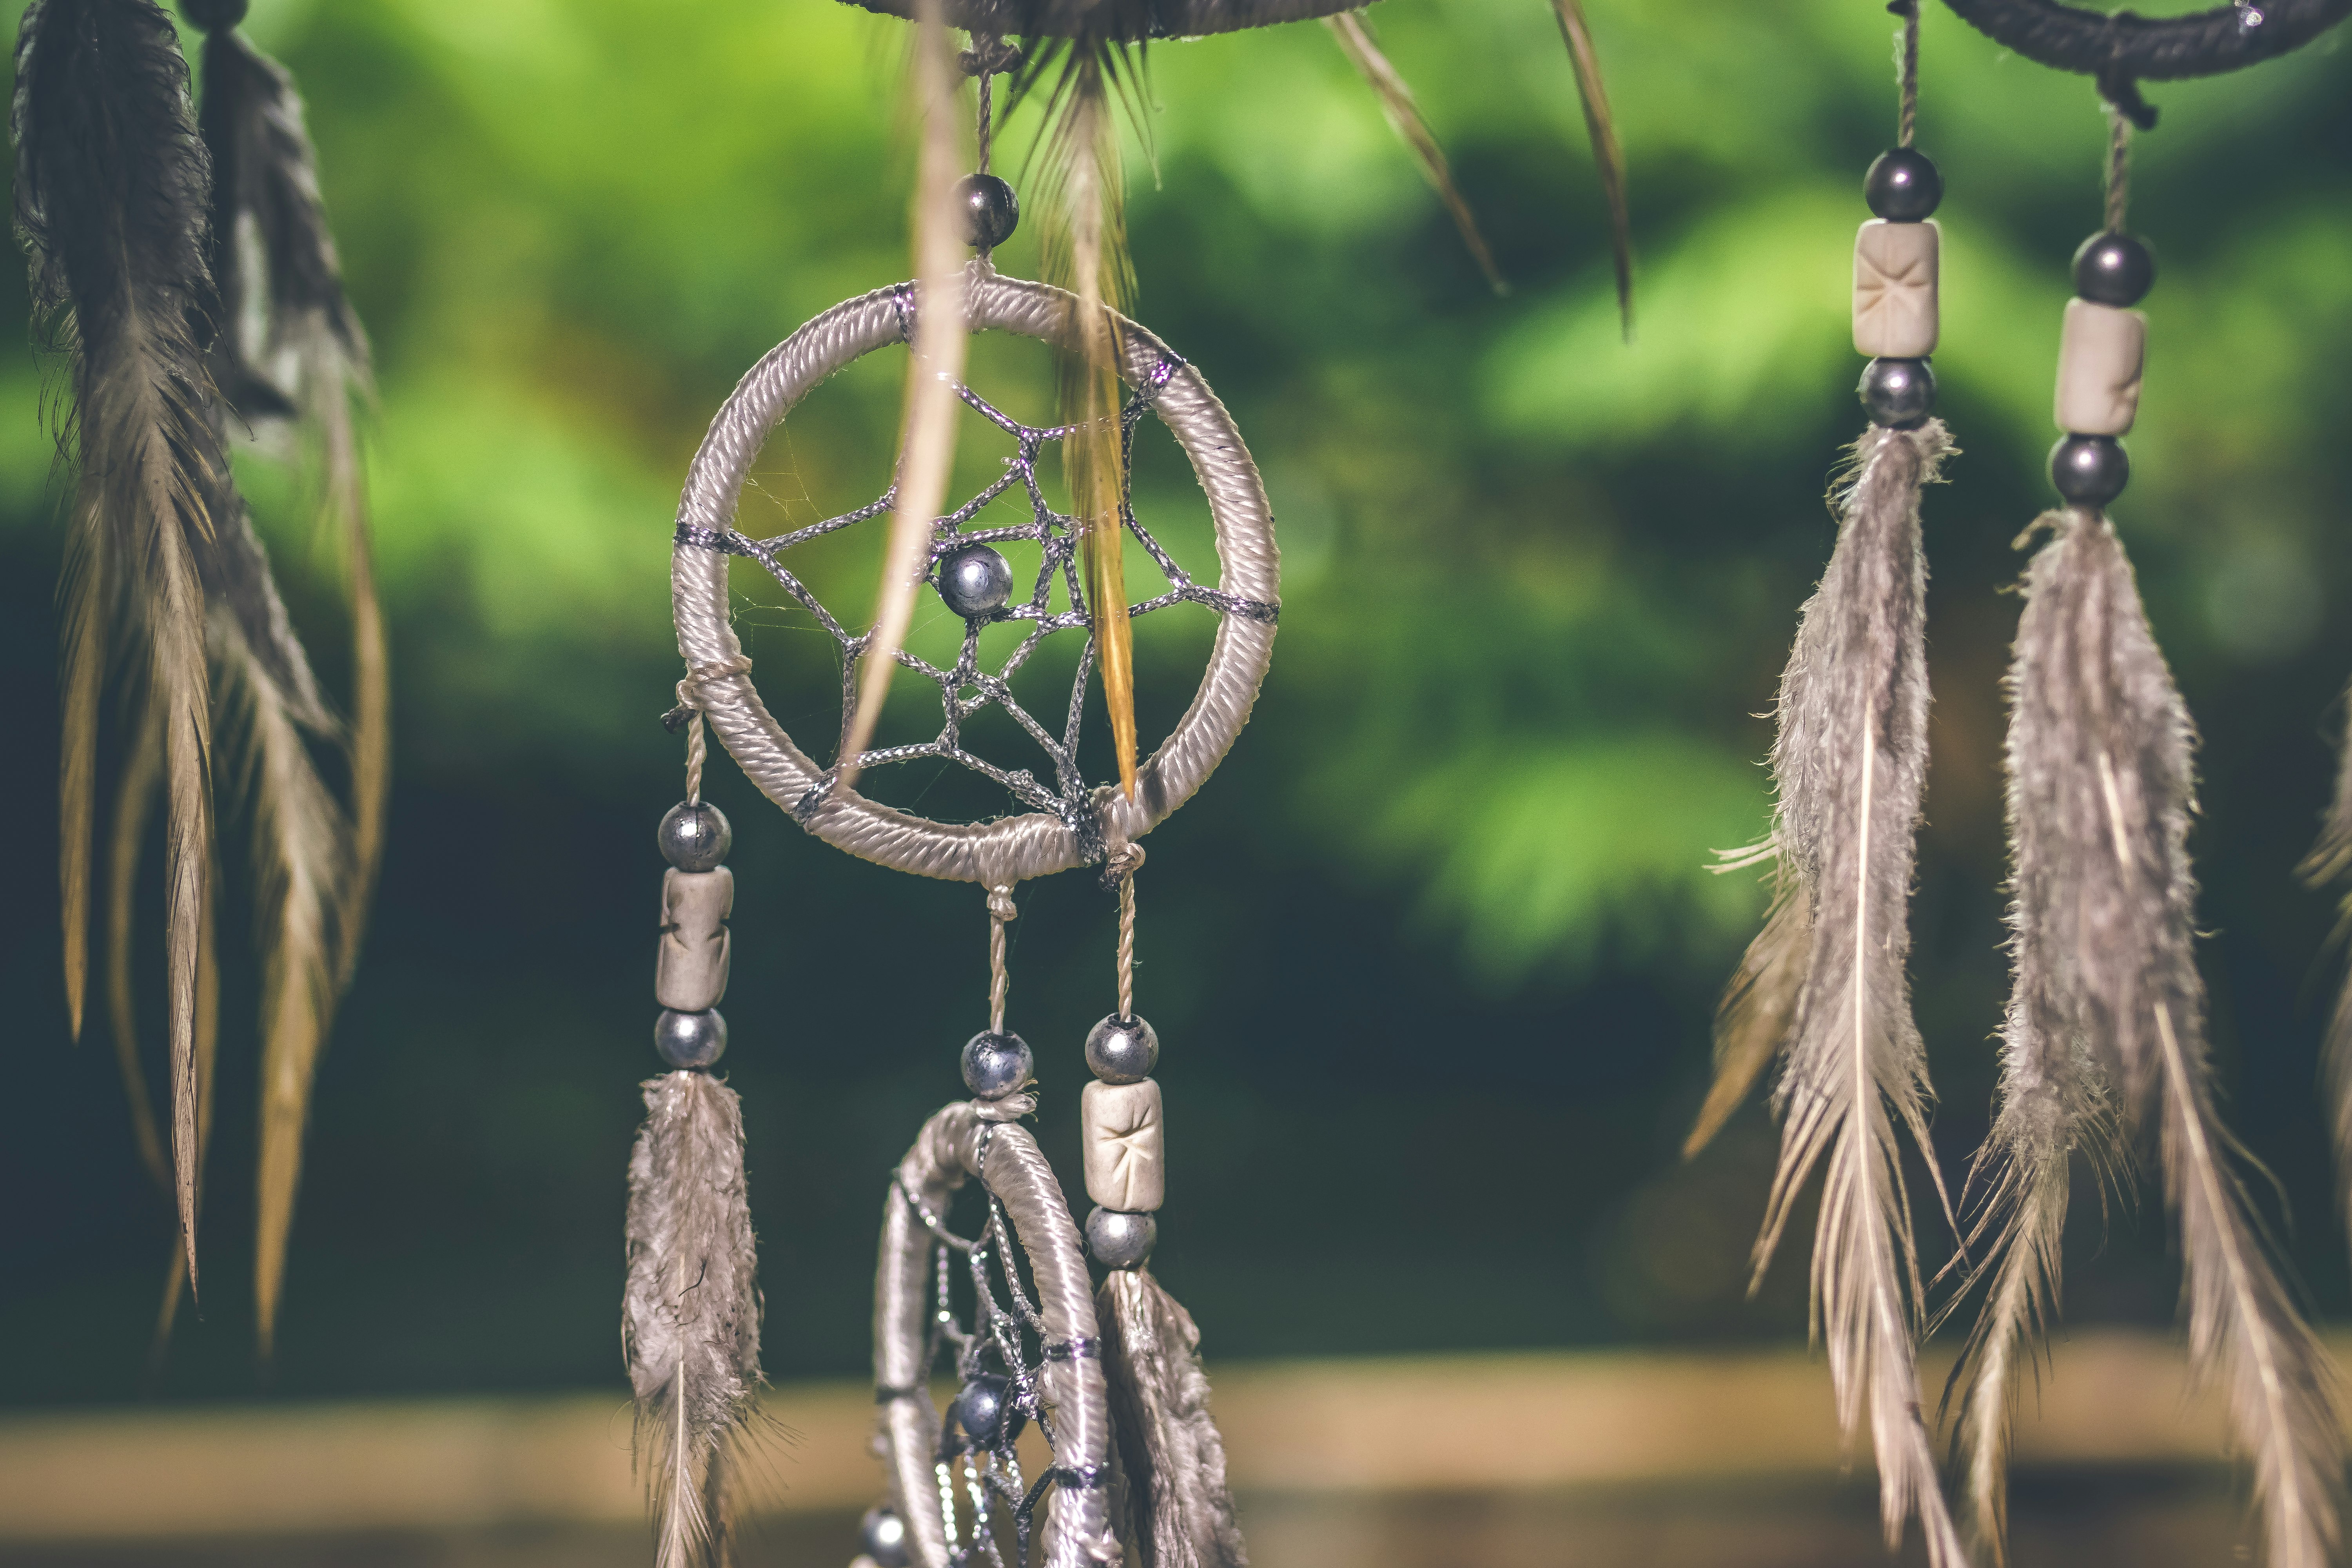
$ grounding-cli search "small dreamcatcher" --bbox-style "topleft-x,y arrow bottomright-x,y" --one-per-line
622,24 -> 1277,1568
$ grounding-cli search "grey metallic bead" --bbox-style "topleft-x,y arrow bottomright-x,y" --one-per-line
960,1031 -> 1033,1100
861,1506 -> 910,1568
2072,230 -> 2155,308
1864,147 -> 1941,222
655,1008 -> 728,1069
936,543 -> 1014,619
1858,356 -> 1935,428
1086,1206 -> 1156,1269
2050,434 -> 2130,508
657,800 -> 732,872
955,173 -> 1020,250
952,1373 -> 1025,1448
1084,1014 -> 1159,1084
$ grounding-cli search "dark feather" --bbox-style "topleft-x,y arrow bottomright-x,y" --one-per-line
15,0 -> 229,1290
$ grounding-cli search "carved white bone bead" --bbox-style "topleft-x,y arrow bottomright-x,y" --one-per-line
1853,219 -> 1939,358
1081,1078 -> 1165,1213
656,866 -> 733,1012
2054,298 -> 2146,436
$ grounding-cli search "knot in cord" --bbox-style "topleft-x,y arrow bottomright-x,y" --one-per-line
663,654 -> 753,804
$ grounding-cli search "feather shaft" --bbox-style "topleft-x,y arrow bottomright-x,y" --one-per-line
1546,0 -> 1633,332
1324,11 -> 1504,296
844,0 -> 969,777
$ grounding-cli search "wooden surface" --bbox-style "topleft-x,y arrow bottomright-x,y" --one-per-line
0,1328 -> 2326,1542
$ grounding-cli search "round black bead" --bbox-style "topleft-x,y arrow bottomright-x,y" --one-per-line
861,1506 -> 911,1568
955,174 -> 1020,250
1864,148 -> 1942,221
1858,357 -> 1936,428
2049,435 -> 2130,507
182,0 -> 249,29
657,801 -> 731,873
655,1009 -> 728,1069
936,543 -> 1014,619
2071,231 -> 2155,307
960,1031 -> 1033,1099
1084,1014 -> 1159,1084
953,1373 -> 1026,1448
1086,1206 -> 1156,1269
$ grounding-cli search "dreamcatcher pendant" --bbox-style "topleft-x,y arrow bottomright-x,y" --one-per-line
1687,6 -> 1961,1563
1951,104 -> 2342,1568
637,38 -> 1275,1568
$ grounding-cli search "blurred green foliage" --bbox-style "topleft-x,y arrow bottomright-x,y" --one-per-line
3,0 -> 2352,1403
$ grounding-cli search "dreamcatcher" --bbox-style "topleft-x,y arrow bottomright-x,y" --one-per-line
11,0 -> 385,1355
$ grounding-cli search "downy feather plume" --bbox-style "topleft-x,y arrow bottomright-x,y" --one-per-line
1735,422 -> 1964,1566
1017,27 -> 1141,797
844,0 -> 970,777
1099,1268 -> 1248,1568
15,0 -> 226,1287
187,0 -> 385,1348
2296,683 -> 2352,1258
1957,510 -> 2341,1568
625,1071 -> 763,1568
1323,11 -> 1504,296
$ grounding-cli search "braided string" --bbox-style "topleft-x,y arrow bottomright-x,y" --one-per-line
1896,0 -> 1922,148
988,884 -> 1018,1034
2105,103 -> 2133,231
670,654 -> 755,804
1106,842 -> 1144,1019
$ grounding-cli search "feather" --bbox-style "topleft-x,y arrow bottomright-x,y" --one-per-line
1746,422 -> 1962,1566
1021,33 -> 1141,797
328,389 -> 387,991
150,848 -> 216,1368
106,695 -> 170,1196
1323,11 -> 1504,296
1546,0 -> 1632,334
15,0 -> 228,1292
58,497 -> 104,1041
625,1070 -> 763,1568
2297,683 -> 2352,1258
1098,1268 -> 1248,1568
214,604 -> 350,1354
1964,510 -> 2343,1568
1686,862 -> 1811,1158
844,0 -> 970,777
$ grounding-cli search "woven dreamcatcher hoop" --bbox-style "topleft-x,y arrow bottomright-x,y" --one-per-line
670,265 -> 1278,886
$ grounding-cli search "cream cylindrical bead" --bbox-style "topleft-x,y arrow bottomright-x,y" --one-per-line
1853,220 -> 1939,358
656,866 -> 733,1013
1081,1078 -> 1165,1213
2054,298 -> 2146,436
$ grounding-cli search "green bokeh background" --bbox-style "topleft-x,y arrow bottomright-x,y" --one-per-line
2,0 -> 2349,1405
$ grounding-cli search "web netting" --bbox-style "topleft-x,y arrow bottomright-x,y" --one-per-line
675,286 -> 1277,857
891,1126 -> 1085,1568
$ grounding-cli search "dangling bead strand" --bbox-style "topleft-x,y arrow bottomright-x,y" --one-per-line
654,667 -> 744,1069
1855,3 -> 1942,429
2050,109 -> 2151,509
1084,845 -> 1163,1269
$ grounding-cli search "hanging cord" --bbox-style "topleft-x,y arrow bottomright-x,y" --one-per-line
987,884 -> 1018,1034
2104,103 -> 2133,231
662,655 -> 755,804
1106,842 -> 1144,1019
959,34 -> 1019,177
1894,0 -> 1922,148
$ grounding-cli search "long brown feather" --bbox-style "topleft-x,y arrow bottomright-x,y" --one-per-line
2297,682 -> 2352,1258
1323,11 -> 1505,296
60,501 -> 103,1040
1686,864 -> 1810,1157
1967,510 -> 2341,1568
1546,0 -> 1633,333
844,0 -> 969,777
1747,423 -> 1962,1566
325,377 -> 387,990
107,696 -> 169,1196
151,846 -> 216,1367
213,606 -> 349,1352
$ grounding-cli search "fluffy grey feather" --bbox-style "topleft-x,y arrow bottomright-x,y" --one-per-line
625,1070 -> 762,1568
1098,1268 -> 1247,1568
1746,421 -> 1963,1567
1962,510 -> 2341,1568
2296,683 -> 2352,1260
